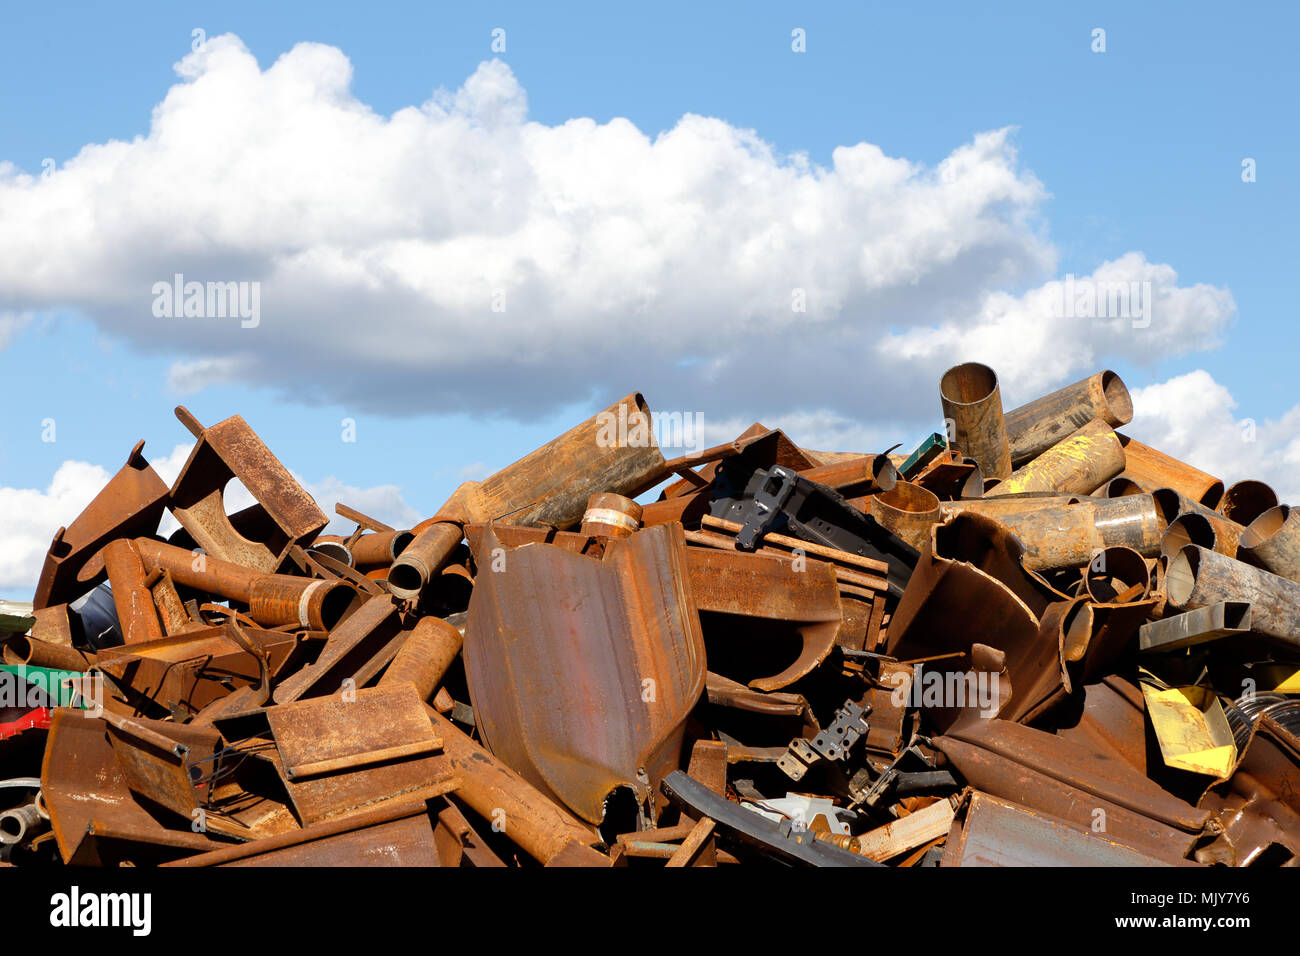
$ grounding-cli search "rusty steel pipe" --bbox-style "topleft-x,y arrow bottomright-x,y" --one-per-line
133,538 -> 354,630
940,362 -> 1012,479
428,563 -> 474,611
1004,370 -> 1134,466
448,393 -> 668,530
426,707 -> 600,864
869,482 -> 941,552
1117,434 -> 1224,508
348,530 -> 415,569
1160,513 -> 1218,562
993,419 -> 1125,496
2,636 -> 94,671
1218,480 -> 1278,528
306,540 -> 354,567
799,455 -> 898,495
580,493 -> 643,539
1151,488 -> 1245,555
1240,505 -> 1300,583
1167,545 -> 1300,649
992,494 -> 1165,571
0,801 -> 45,846
379,617 -> 464,701
387,522 -> 464,601
101,539 -> 164,645
1103,476 -> 1146,497
939,492 -> 1081,522
1084,546 -> 1150,604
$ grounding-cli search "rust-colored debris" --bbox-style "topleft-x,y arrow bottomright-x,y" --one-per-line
3,371 -> 1298,868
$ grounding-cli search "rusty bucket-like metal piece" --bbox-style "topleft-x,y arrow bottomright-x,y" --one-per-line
463,522 -> 706,828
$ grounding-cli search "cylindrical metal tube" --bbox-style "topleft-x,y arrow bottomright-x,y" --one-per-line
134,537 -> 258,599
940,492 -> 1081,522
133,538 -> 354,630
379,617 -> 464,701
1240,505 -> 1300,583
449,393 -> 669,529
1117,435 -> 1224,508
348,530 -> 415,569
306,540 -> 354,567
869,482 -> 941,552
1005,370 -> 1134,466
387,522 -> 464,601
1160,513 -> 1218,562
992,494 -> 1165,571
0,802 -> 45,846
1166,545 -> 1300,648
1084,546 -> 1150,603
1151,488 -> 1245,555
427,708 -> 599,863
580,493 -> 643,539
1,635 -> 93,671
799,455 -> 898,495
1218,480 -> 1278,528
247,576 -> 354,630
940,363 -> 1012,479
428,563 -> 474,612
993,419 -> 1125,496
102,539 -> 164,645
1103,476 -> 1146,498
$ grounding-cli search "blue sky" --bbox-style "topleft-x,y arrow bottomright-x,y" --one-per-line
1,1 -> 1296,596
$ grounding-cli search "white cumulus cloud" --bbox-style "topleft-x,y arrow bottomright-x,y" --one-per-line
0,33 -> 1233,426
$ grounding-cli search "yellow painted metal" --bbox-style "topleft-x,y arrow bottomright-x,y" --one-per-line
1140,674 -> 1236,778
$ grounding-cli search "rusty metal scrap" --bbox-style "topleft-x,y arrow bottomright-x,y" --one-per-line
5,370 -> 1299,869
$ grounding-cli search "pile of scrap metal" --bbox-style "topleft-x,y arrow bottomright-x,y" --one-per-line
2,366 -> 1298,868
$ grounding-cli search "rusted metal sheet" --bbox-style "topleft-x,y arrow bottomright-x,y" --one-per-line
33,441 -> 169,609
886,513 -> 1070,726
1196,714 -> 1300,865
103,710 -> 220,819
268,685 -> 442,781
934,717 -> 1209,863
235,685 -> 461,829
169,406 -> 328,573
95,623 -> 294,717
102,539 -> 164,645
463,522 -> 706,828
272,593 -> 406,703
40,709 -> 225,865
942,791 -> 1181,867
686,546 -> 841,691
166,800 -> 442,867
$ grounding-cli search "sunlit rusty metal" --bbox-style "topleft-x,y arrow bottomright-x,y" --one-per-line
463,522 -> 705,828
33,441 -> 170,610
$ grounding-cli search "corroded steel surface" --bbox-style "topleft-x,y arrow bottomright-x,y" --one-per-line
463,522 -> 706,826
